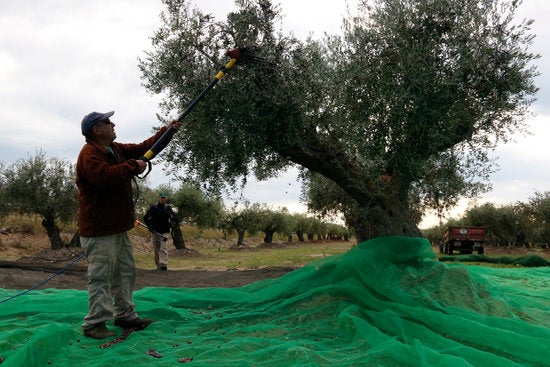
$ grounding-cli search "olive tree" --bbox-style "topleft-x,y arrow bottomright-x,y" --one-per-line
257,207 -> 294,244
293,214 -> 310,242
464,203 -> 521,246
170,183 -> 224,248
139,0 -> 538,242
223,202 -> 264,245
171,183 -> 223,227
521,191 -> 550,245
0,151 -> 78,249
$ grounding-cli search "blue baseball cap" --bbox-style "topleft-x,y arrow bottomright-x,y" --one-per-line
81,111 -> 114,135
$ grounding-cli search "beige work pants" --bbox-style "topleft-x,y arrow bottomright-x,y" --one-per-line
152,232 -> 169,269
80,232 -> 138,329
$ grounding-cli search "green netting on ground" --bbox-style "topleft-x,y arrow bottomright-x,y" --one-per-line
439,254 -> 550,267
1,236 -> 550,367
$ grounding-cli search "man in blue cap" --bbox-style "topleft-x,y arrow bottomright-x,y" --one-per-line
76,110 -> 182,339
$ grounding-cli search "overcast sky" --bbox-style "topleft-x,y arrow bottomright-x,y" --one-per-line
0,0 -> 548,228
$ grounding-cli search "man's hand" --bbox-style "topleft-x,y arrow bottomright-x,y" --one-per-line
169,120 -> 183,131
136,159 -> 147,173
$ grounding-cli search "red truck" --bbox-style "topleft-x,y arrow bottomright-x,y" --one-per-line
441,226 -> 488,255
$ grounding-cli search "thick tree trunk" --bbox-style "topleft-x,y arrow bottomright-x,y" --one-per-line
263,231 -> 275,243
354,193 -> 421,243
237,230 -> 245,245
296,231 -> 305,242
171,225 -> 187,249
41,212 -> 64,250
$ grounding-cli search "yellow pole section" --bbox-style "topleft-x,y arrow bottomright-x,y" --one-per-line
215,58 -> 238,80
143,150 -> 155,160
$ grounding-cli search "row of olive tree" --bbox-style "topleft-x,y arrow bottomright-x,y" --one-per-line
219,202 -> 350,246
136,187 -> 350,246
0,153 -> 348,249
422,191 -> 550,247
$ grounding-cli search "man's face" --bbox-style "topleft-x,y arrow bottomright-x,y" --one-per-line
159,196 -> 167,203
94,119 -> 117,142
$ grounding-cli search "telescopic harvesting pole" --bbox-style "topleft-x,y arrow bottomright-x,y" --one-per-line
135,220 -> 168,242
138,48 -> 245,169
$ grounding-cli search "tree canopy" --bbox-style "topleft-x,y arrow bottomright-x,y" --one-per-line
139,0 -> 538,242
422,191 -> 550,247
171,183 -> 224,228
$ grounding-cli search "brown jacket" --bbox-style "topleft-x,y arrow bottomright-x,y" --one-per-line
76,126 -> 168,237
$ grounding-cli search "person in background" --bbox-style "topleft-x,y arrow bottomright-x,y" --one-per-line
144,193 -> 179,271
76,110 -> 182,339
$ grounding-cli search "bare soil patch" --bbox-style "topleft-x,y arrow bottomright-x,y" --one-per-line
0,233 -> 295,291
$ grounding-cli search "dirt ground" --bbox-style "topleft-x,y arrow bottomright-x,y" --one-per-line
0,261 -> 294,291
1,232 -> 549,292
0,233 -> 296,291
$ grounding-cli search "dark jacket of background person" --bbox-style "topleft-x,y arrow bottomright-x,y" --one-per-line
76,126 -> 168,237
144,202 -> 177,234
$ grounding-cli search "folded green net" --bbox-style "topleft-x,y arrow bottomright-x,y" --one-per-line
1,236 -> 549,366
439,253 -> 550,267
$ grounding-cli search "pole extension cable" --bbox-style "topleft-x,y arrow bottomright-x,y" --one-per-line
0,252 -> 85,304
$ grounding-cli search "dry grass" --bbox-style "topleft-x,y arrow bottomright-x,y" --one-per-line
0,229 -> 354,271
